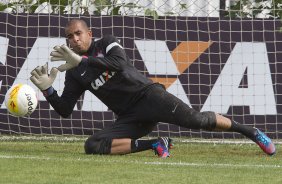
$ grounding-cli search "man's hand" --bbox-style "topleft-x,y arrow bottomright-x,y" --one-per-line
30,63 -> 59,91
50,45 -> 82,72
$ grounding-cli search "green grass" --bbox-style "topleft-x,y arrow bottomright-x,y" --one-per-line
0,138 -> 281,184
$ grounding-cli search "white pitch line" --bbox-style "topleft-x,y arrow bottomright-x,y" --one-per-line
144,161 -> 282,168
0,154 -> 281,169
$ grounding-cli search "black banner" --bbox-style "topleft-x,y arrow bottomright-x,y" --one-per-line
0,13 -> 281,139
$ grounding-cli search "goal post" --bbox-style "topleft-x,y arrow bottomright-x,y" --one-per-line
0,13 -> 281,139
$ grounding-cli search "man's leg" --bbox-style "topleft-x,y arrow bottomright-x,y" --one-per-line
174,106 -> 276,155
110,138 -> 131,154
214,114 -> 276,155
85,136 -> 172,157
131,137 -> 173,158
84,118 -> 173,156
110,137 -> 172,158
148,88 -> 276,156
110,138 -> 160,155
215,114 -> 256,139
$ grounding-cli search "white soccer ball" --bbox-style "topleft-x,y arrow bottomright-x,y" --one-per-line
5,84 -> 38,117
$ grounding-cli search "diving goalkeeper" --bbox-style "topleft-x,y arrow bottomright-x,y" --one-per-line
30,19 -> 276,157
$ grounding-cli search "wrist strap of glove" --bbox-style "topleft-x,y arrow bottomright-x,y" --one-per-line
41,86 -> 54,97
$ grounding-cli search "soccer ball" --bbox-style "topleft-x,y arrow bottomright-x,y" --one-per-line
5,84 -> 38,117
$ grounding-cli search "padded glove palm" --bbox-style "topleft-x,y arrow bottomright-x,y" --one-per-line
50,45 -> 82,72
30,63 -> 58,91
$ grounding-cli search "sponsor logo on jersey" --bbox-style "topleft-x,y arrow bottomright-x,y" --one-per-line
91,71 -> 116,90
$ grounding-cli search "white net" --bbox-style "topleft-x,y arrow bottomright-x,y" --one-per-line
0,0 -> 220,17
0,1 -> 281,140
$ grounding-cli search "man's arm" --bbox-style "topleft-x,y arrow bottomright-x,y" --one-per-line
45,71 -> 84,118
50,35 -> 128,72
30,64 -> 84,118
83,35 -> 128,71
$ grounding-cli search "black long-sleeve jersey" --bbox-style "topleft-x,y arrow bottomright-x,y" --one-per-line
46,35 -> 155,117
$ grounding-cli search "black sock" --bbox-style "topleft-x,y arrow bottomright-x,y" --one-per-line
229,120 -> 257,141
131,139 -> 158,153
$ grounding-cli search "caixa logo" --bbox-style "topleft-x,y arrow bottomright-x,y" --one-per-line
135,40 -> 277,115
0,37 -> 277,115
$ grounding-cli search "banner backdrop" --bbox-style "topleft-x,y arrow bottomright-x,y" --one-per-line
0,13 -> 281,138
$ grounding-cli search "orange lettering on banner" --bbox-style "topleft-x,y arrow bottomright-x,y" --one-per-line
150,41 -> 212,89
150,77 -> 177,89
171,41 -> 212,73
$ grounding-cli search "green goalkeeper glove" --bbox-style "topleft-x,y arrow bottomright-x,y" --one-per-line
30,63 -> 59,91
50,45 -> 82,72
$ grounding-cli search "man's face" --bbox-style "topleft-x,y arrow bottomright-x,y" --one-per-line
65,22 -> 92,54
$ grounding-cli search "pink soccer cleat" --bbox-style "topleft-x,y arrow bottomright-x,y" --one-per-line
254,129 -> 276,156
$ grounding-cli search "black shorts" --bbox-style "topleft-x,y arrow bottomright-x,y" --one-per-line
89,84 -> 206,140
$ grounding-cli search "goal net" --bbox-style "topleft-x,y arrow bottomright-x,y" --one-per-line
0,1 -> 281,140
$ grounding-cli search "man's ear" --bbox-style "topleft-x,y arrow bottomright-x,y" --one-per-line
88,29 -> 92,37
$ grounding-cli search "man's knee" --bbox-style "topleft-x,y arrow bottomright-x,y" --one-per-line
192,111 -> 216,130
84,137 -> 112,155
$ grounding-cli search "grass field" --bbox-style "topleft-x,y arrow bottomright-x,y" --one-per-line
0,137 -> 281,184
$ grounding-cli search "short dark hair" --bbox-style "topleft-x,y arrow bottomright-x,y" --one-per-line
65,19 -> 89,30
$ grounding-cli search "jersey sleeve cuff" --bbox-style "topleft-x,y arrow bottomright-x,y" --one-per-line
41,86 -> 54,97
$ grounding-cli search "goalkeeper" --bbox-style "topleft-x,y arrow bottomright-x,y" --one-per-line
30,19 -> 276,157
